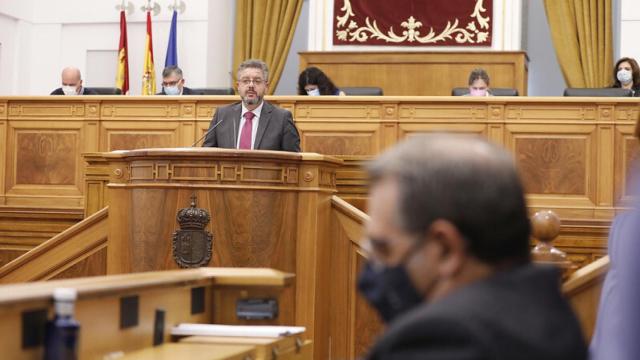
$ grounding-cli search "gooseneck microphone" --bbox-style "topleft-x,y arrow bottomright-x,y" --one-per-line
191,117 -> 226,147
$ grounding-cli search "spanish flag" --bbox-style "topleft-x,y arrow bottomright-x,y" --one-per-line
116,10 -> 129,95
142,10 -> 156,95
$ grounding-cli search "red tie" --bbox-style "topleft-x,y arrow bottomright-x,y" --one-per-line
239,111 -> 255,149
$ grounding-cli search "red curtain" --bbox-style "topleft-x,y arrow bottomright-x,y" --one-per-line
333,0 -> 493,46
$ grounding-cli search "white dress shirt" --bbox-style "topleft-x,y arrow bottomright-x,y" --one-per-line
236,101 -> 264,149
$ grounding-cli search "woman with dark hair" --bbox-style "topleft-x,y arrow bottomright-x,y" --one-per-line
298,67 -> 345,96
612,57 -> 640,96
466,68 -> 492,96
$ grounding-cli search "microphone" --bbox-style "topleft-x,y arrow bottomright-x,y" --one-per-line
191,116 -> 226,147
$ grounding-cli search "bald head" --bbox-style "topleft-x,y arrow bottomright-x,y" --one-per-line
368,133 -> 531,264
60,67 -> 83,95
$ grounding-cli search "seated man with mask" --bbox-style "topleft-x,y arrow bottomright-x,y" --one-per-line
359,134 -> 587,359
50,67 -> 97,95
157,65 -> 197,95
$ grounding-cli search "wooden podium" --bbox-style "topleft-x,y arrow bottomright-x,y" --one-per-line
83,148 -> 341,360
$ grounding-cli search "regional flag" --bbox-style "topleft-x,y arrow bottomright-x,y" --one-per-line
165,10 -> 178,67
116,10 -> 129,95
142,10 -> 156,95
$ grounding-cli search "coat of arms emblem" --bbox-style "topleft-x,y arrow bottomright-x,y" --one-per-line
172,195 -> 213,268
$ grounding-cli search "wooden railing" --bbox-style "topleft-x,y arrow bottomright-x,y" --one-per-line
562,255 -> 610,339
0,207 -> 108,283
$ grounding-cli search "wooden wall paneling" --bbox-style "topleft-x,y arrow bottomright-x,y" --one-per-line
505,123 -> 600,219
0,207 -> 107,283
299,52 -> 529,96
329,196 -> 383,359
297,122 -> 384,156
614,124 -> 639,205
0,207 -> 84,267
595,105 -> 616,213
505,102 -> 598,123
5,119 -> 85,208
0,101 -> 6,206
563,256 -> 609,340
398,122 -> 489,140
100,120 -> 181,151
294,166 -> 335,360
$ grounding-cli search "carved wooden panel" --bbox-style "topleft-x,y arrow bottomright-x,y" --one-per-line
101,103 -> 180,119
50,247 -> 107,280
516,137 -> 588,195
399,105 -> 488,120
297,123 -> 382,156
299,51 -> 528,96
15,132 -> 77,185
8,103 -> 86,118
108,133 -> 175,151
127,161 -> 301,185
398,123 -> 488,140
295,104 -> 381,119
614,125 -> 640,203
506,105 -> 597,121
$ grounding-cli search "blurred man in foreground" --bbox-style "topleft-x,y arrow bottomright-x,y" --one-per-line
360,134 -> 587,360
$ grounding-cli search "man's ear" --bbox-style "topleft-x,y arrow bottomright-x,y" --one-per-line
427,219 -> 467,277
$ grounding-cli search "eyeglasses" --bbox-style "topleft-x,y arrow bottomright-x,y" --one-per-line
162,79 -> 182,87
238,78 -> 265,86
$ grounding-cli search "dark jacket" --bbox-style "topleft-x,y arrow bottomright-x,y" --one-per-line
156,86 -> 200,95
202,101 -> 300,152
50,87 -> 98,95
367,264 -> 587,360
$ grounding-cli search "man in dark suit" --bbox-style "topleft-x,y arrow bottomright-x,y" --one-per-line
156,65 -> 200,95
360,134 -> 587,360
50,67 -> 97,95
202,59 -> 300,152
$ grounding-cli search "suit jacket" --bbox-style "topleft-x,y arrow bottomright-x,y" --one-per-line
590,210 -> 640,360
50,87 -> 98,95
202,101 -> 300,152
367,264 -> 587,360
156,86 -> 200,95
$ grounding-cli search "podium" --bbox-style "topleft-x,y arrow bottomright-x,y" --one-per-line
83,148 -> 342,360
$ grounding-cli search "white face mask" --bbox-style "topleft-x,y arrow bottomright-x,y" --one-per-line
62,85 -> 78,96
306,88 -> 321,96
164,86 -> 180,95
617,69 -> 633,85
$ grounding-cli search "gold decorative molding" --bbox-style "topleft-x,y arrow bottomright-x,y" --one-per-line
335,0 -> 490,45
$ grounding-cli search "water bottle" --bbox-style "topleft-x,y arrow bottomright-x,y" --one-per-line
44,288 -> 80,360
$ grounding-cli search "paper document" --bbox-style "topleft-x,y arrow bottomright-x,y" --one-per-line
171,324 -> 306,338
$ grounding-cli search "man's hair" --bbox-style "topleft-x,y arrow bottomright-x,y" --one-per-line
368,134 -> 531,265
468,68 -> 490,86
237,59 -> 269,82
162,65 -> 183,79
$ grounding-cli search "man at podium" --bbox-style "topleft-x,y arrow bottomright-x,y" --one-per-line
202,59 -> 300,152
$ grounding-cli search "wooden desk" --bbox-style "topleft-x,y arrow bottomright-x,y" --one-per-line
299,51 -> 529,96
0,267 -> 296,359
0,95 -> 636,269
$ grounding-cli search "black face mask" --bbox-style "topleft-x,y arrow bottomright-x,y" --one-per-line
357,260 -> 424,323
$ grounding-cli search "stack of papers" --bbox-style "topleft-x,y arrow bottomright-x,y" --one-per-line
171,324 -> 306,338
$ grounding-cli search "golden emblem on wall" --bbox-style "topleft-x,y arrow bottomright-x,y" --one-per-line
335,0 -> 491,45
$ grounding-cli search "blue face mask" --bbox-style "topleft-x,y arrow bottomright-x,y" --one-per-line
164,86 -> 181,95
357,259 -> 424,323
306,88 -> 321,96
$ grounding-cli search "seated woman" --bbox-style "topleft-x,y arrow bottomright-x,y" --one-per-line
612,57 -> 640,96
298,67 -> 345,96
466,68 -> 492,96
